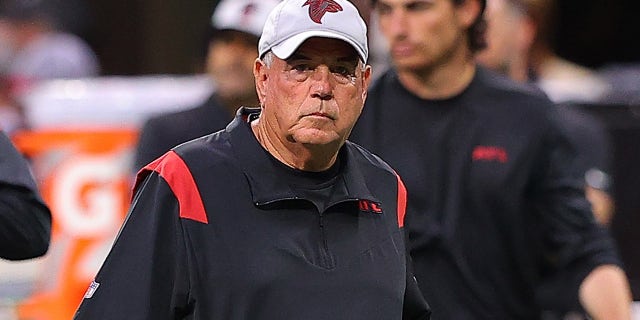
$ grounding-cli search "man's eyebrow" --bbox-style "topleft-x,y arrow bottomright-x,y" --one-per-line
337,55 -> 359,64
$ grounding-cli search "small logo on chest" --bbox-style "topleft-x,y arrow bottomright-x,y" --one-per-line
359,200 -> 383,214
472,146 -> 508,163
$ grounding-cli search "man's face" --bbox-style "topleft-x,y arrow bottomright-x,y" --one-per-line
476,0 -> 527,75
207,31 -> 259,103
374,0 -> 475,71
255,37 -> 371,147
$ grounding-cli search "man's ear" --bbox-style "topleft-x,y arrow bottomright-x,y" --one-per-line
361,65 -> 373,102
254,58 -> 268,106
457,0 -> 483,29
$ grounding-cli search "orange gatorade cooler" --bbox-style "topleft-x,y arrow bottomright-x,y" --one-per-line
12,130 -> 137,320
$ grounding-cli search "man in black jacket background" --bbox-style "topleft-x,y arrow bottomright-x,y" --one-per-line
133,0 -> 280,171
0,130 -> 51,260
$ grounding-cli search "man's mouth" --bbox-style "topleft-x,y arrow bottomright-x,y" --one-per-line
306,112 -> 334,120
391,43 -> 414,57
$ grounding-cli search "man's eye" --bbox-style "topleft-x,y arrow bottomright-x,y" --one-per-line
332,66 -> 354,77
292,64 -> 311,72
376,3 -> 392,15
406,1 -> 432,11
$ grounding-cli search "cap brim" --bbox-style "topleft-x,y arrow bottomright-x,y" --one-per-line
271,30 -> 367,63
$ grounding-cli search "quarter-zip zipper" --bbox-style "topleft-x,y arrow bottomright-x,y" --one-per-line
317,210 -> 335,269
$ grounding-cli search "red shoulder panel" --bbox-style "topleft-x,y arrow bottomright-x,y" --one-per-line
135,151 -> 208,224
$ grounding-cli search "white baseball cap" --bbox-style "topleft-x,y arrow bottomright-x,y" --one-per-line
258,0 -> 368,62
212,0 -> 281,38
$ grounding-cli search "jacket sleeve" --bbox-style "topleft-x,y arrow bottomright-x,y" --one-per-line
532,108 -> 622,297
396,174 -> 431,320
73,172 -> 191,319
0,131 -> 52,260
402,230 -> 431,320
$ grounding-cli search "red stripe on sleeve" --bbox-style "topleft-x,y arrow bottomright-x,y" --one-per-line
396,173 -> 407,228
138,151 -> 208,224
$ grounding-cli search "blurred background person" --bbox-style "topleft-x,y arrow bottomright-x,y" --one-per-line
0,129 -> 51,261
475,0 -> 531,82
350,0 -> 632,318
477,0 -> 615,226
0,75 -> 26,136
476,0 -> 610,104
0,0 -> 100,139
477,1 -> 622,318
133,0 -> 281,171
0,0 -> 99,84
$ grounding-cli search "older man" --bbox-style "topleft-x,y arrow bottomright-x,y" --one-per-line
73,0 -> 430,319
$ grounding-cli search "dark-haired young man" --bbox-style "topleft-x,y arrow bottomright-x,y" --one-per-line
350,0 -> 632,318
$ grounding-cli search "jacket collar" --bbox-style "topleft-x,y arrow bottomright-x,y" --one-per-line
227,107 -> 377,206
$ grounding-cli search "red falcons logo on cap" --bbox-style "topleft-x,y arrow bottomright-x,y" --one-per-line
303,0 -> 343,24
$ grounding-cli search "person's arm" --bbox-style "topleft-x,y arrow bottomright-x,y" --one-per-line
0,131 -> 52,260
0,185 -> 51,260
579,264 -> 632,320
73,171 -> 191,319
534,107 -> 631,319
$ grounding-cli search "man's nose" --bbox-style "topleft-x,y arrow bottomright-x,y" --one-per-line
310,66 -> 334,100
385,10 -> 408,39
